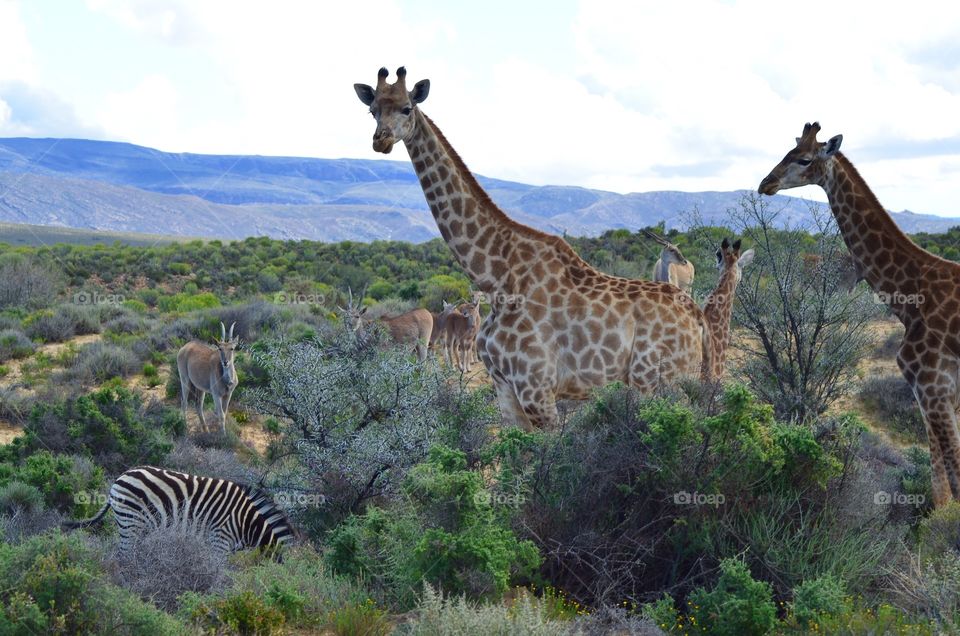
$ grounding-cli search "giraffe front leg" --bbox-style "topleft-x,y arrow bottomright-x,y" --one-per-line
489,373 -> 533,431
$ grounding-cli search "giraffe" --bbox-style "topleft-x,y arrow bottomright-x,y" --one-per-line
354,67 -> 714,429
759,121 -> 960,507
702,238 -> 754,380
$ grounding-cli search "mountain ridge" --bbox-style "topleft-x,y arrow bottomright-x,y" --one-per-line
0,137 -> 956,242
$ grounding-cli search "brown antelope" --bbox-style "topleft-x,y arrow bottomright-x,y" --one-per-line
342,291 -> 434,363
441,300 -> 475,372
177,322 -> 238,433
457,292 -> 483,365
643,229 -> 695,294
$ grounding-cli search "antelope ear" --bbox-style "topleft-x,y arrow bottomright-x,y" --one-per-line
354,83 -> 375,106
738,249 -> 755,269
732,239 -> 742,251
410,79 -> 430,103
822,134 -> 843,156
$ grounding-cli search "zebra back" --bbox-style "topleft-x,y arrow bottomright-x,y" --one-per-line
109,466 -> 294,554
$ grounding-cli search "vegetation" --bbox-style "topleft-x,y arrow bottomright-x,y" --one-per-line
1,209 -> 959,633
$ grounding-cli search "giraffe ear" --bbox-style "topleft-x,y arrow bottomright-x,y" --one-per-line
354,83 -> 375,106
737,249 -> 755,269
410,80 -> 430,104
822,134 -> 843,156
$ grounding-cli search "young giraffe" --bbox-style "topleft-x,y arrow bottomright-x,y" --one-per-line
760,122 -> 960,507
354,67 -> 714,429
703,238 -> 754,380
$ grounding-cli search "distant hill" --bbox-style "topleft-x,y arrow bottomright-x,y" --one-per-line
0,137 -> 957,242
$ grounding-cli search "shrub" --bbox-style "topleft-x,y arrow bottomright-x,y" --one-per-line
186,590 -> 285,636
158,292 -> 221,313
111,528 -> 230,612
8,385 -> 180,474
326,599 -> 391,636
687,558 -> 777,636
164,438 -> 256,485
251,326 -> 465,530
23,308 -> 76,342
103,313 -> 145,335
0,329 -> 34,362
859,373 -> 925,443
790,574 -> 850,628
0,451 -> 104,515
0,255 -> 59,311
0,481 -> 44,515
327,445 -> 541,609
63,341 -> 140,383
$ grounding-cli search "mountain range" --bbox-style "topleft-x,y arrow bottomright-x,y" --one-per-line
0,137 -> 956,243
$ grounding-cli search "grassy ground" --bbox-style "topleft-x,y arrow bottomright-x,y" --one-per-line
0,221 -> 205,248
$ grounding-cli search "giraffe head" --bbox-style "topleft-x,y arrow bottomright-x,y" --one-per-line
715,238 -> 755,284
354,67 -> 430,154
758,122 -> 843,195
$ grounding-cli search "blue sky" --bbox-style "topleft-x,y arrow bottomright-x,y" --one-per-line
1,0 -> 959,217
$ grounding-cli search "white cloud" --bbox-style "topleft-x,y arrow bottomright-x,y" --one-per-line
0,0 -> 35,83
98,74 -> 181,146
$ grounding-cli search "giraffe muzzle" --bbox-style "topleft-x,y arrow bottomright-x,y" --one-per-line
758,175 -> 780,195
373,131 -> 396,154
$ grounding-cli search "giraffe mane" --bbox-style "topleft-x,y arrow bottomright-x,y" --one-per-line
420,113 -> 596,270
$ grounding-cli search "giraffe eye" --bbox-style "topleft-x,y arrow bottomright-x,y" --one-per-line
796,158 -> 812,166
402,106 -> 412,116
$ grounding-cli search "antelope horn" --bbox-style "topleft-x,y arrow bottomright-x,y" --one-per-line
228,322 -> 236,340
642,229 -> 668,246
220,321 -> 226,341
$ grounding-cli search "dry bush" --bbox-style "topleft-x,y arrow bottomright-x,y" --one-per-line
110,527 -> 231,612
164,437 -> 258,485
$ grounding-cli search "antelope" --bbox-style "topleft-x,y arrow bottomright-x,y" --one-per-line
441,300 -> 475,372
342,290 -> 434,363
643,229 -> 695,294
457,291 -> 483,365
177,322 -> 238,433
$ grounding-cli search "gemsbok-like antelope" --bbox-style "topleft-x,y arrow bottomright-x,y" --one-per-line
643,229 -> 695,294
441,300 -> 476,372
457,292 -> 483,365
177,321 -> 238,433
342,290 -> 434,362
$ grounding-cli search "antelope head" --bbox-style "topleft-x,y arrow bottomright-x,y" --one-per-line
339,287 -> 368,332
216,321 -> 239,387
642,229 -> 689,267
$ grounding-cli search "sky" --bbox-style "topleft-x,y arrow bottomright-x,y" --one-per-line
1,0 -> 959,216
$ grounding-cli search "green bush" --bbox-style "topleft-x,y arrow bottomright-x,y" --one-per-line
790,574 -> 849,628
0,451 -> 103,515
158,292 -> 221,313
326,599 -> 391,636
0,531 -> 185,635
688,558 -> 777,636
0,481 -> 44,515
7,384 -> 181,474
327,445 -> 541,610
186,590 -> 285,636
0,329 -> 34,362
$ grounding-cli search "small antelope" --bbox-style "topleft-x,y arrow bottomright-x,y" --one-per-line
342,290 -> 434,362
177,322 -> 238,433
643,229 -> 695,294
441,300 -> 476,372
457,292 -> 483,365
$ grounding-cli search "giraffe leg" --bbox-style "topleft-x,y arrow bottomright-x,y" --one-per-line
490,374 -> 532,431
516,390 -> 559,430
915,394 -> 960,506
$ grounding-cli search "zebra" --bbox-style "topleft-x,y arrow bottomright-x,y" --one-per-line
63,466 -> 295,555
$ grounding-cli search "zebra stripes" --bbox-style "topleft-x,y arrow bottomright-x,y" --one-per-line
64,466 -> 294,555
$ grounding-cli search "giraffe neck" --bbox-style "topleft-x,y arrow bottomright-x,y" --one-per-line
703,267 -> 738,377
820,153 -> 926,306
404,111 -> 526,293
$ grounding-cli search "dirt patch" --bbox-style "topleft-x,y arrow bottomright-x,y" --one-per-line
0,420 -> 23,445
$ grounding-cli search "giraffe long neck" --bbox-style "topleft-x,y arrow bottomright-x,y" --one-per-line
821,154 -> 927,306
404,111 -> 523,293
703,268 -> 738,377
